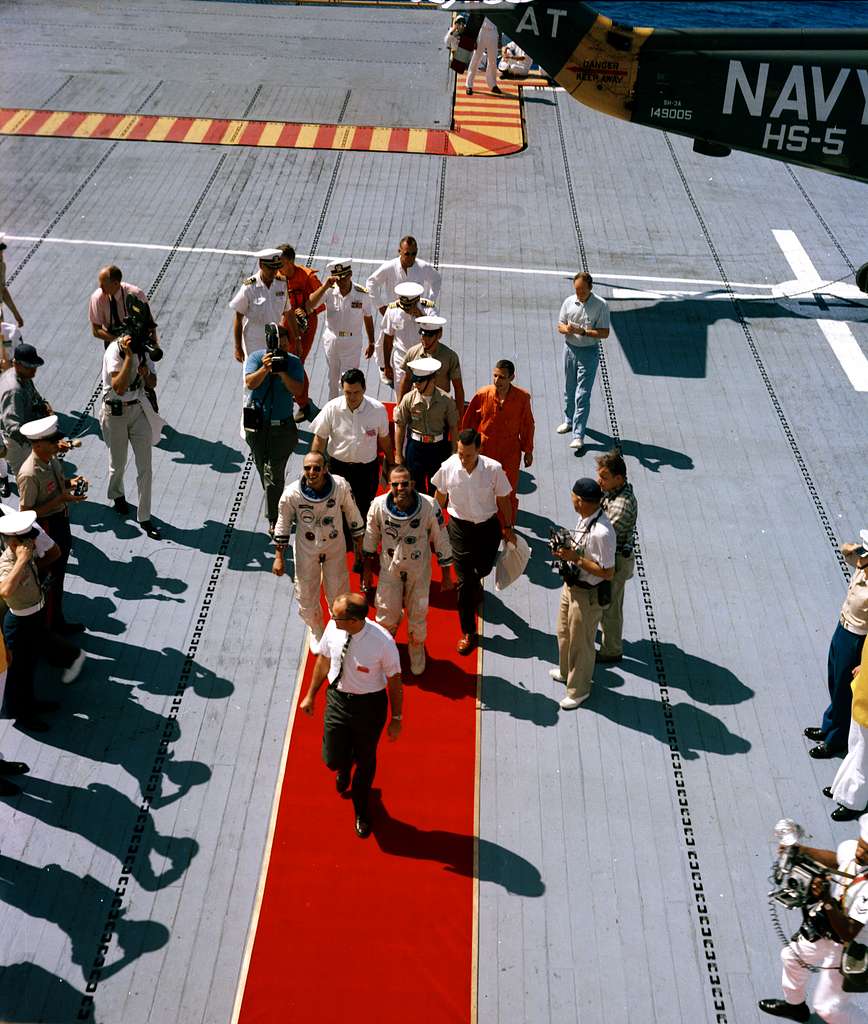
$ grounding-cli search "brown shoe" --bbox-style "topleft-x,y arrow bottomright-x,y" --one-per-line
457,633 -> 477,656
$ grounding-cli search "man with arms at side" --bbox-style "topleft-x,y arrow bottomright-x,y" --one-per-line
432,428 -> 514,656
399,315 -> 464,417
380,282 -> 436,394
393,357 -> 457,496
596,450 -> 638,664
300,592 -> 403,839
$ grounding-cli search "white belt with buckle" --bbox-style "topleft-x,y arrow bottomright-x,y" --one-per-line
410,430 -> 444,443
841,614 -> 868,636
11,599 -> 44,617
337,331 -> 354,337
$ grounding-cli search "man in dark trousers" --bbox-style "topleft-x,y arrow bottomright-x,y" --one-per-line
300,592 -> 403,838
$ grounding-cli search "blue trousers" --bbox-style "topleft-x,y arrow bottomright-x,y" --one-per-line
820,623 -> 865,751
563,342 -> 599,440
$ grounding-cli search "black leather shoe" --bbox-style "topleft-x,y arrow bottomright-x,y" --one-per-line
823,786 -> 834,799
57,621 -> 86,635
336,770 -> 350,794
832,804 -> 865,822
809,741 -> 845,759
355,815 -> 371,838
113,496 -> 130,516
140,520 -> 161,540
0,778 -> 20,797
0,760 -> 29,776
804,726 -> 825,742
757,998 -> 810,1021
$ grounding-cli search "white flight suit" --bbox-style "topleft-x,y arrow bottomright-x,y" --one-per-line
275,473 -> 364,640
498,42 -> 532,78
365,257 -> 442,379
320,283 -> 373,399
363,491 -> 452,643
467,18 -> 499,91
381,298 -> 436,393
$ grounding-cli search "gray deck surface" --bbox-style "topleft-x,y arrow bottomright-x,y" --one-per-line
0,2 -> 866,1022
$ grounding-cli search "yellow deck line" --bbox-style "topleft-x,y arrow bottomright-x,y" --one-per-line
184,118 -> 213,144
34,111 -> 70,136
146,116 -> 176,142
2,109 -> 37,133
294,123 -> 319,148
257,121 -> 284,147
108,114 -> 141,140
219,119 -> 246,145
72,113 -> 105,137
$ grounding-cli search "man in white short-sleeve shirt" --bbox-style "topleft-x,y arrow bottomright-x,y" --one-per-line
300,592 -> 403,839
229,249 -> 287,362
432,428 -> 514,656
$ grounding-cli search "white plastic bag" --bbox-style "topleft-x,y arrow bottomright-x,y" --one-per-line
495,533 -> 530,591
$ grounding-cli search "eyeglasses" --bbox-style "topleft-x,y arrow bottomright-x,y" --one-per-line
390,480 -> 411,489
420,331 -> 439,337
303,465 -> 323,473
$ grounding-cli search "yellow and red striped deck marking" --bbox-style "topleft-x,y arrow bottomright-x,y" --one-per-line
0,75 -> 549,158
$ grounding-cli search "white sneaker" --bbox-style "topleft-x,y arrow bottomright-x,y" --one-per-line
61,651 -> 86,685
569,437 -> 585,450
309,631 -> 322,656
556,422 -> 571,434
559,694 -> 589,711
549,668 -> 565,683
409,643 -> 426,675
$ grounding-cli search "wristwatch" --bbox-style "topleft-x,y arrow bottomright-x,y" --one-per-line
392,715 -> 403,721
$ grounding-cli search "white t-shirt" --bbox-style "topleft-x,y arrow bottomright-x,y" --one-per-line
102,341 -> 156,402
431,453 -> 512,524
319,617 -> 401,694
311,395 -> 389,463
571,509 -> 616,586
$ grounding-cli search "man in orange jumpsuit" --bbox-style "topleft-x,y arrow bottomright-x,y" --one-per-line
462,359 -> 534,525
279,244 -> 323,422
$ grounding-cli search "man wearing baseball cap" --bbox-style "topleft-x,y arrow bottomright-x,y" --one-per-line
550,477 -> 615,711
0,342 -> 51,477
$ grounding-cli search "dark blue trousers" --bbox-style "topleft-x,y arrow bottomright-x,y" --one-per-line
820,622 -> 866,750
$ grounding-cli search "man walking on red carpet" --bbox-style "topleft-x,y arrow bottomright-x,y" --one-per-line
300,593 -> 404,838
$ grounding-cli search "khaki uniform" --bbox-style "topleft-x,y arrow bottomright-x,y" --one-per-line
394,387 -> 457,494
402,340 -> 462,397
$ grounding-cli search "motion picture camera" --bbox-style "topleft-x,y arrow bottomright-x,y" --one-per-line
549,526 -> 583,587
122,293 -> 163,362
265,322 -> 289,374
769,819 -> 829,909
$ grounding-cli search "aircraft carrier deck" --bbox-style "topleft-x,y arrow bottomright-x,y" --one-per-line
0,2 -> 866,1022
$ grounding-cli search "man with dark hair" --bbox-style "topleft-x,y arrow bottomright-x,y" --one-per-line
229,248 -> 287,362
432,429 -> 514,655
300,592 -> 403,838
595,451 -> 638,664
462,359 -> 534,526
556,271 -> 610,453
306,260 -> 374,400
277,244 -> 322,423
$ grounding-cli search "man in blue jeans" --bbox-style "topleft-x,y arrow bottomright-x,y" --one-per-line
556,271 -> 610,454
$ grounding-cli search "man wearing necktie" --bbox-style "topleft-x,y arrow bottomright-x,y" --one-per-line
88,265 -> 158,352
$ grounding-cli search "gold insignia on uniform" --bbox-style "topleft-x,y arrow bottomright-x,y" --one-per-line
354,284 -> 368,293
244,277 -> 256,285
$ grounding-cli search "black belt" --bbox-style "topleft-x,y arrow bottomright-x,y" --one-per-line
328,686 -> 387,700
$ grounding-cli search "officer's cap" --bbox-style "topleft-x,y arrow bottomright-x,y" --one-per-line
861,529 -> 868,549
21,414 -> 63,443
416,315 -> 446,333
572,477 -> 603,502
395,282 -> 424,301
0,509 -> 37,537
860,814 -> 868,842
408,357 -> 441,380
255,248 -> 283,268
13,342 -> 44,367
327,259 -> 353,278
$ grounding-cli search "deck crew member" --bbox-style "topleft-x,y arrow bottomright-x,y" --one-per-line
229,248 -> 287,362
551,478 -> 615,711
0,343 -> 51,476
394,356 -> 457,496
462,359 -> 534,526
805,539 -> 868,760
596,451 -> 638,664
243,326 -> 305,535
381,282 -> 436,393
556,272 -> 610,453
466,17 -> 501,95
306,260 -> 374,400
0,234 -> 24,371
100,329 -> 161,538
17,415 -> 87,634
363,465 -> 455,675
366,236 -> 442,384
398,315 -> 464,415
432,428 -> 514,655
272,451 -> 365,653
300,592 -> 403,839
310,369 -> 394,565
278,244 -> 322,423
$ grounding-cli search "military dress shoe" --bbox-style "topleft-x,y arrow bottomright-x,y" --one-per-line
355,814 -> 371,838
465,86 -> 473,95
113,496 -> 130,516
832,804 -> 866,822
560,694 -> 589,711
823,786 -> 834,799
804,726 -> 825,742
809,741 -> 845,759
491,84 -> 503,94
61,651 -> 86,685
335,770 -> 350,794
140,520 -> 161,540
457,633 -> 477,656
0,760 -> 29,776
757,998 -> 810,1022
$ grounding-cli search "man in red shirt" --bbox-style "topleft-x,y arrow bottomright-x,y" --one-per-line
462,359 -> 534,525
278,245 -> 323,422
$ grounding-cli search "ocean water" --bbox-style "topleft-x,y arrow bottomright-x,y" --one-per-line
592,1 -> 868,29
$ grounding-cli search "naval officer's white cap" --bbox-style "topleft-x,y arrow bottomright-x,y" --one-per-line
255,248 -> 283,267
860,529 -> 868,549
416,315 -> 446,332
407,357 -> 442,379
21,414 -> 64,443
395,282 -> 424,300
0,509 -> 37,537
327,259 -> 353,277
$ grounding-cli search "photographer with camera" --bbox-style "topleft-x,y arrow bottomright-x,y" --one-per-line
100,329 -> 161,539
761,818 -> 868,1022
550,477 -> 615,711
596,451 -> 638,665
244,323 -> 304,535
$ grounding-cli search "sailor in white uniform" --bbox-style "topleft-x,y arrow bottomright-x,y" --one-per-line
306,259 -> 375,399
229,248 -> 287,361
380,282 -> 436,394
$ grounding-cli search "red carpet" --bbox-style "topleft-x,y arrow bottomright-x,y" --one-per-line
236,560 -> 479,1023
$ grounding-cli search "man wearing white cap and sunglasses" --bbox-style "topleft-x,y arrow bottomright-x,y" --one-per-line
393,356 -> 458,496
306,260 -> 375,400
380,282 -> 436,394
399,315 -> 464,417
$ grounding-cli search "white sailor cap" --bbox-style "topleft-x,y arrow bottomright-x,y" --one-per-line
416,315 -> 446,332
407,356 -> 442,379
860,813 -> 868,843
0,509 -> 37,537
255,248 -> 283,268
0,232 -> 6,248
327,259 -> 353,278
861,528 -> 868,549
21,414 -> 63,443
395,282 -> 424,301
